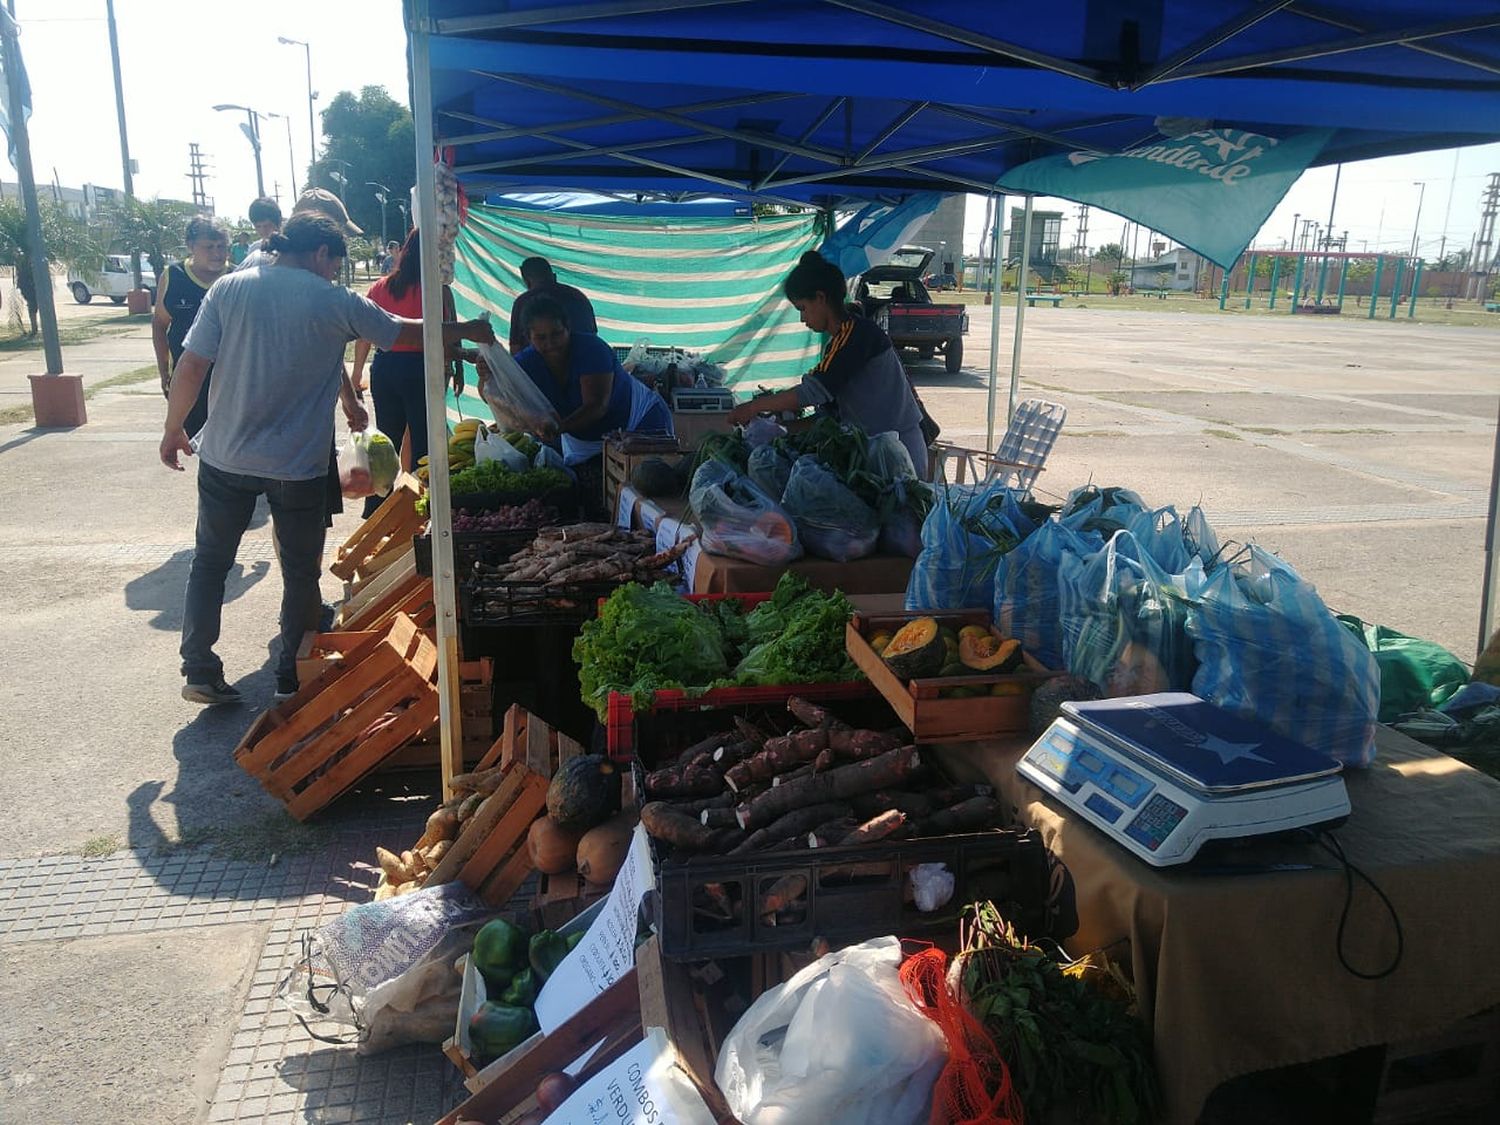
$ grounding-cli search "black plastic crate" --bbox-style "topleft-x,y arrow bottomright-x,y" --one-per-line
449,483 -> 582,519
646,825 -> 1049,961
414,527 -> 536,577
459,576 -> 623,626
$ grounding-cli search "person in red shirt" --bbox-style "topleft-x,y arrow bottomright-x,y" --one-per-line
351,229 -> 463,514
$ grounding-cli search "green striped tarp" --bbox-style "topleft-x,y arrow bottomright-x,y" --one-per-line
449,203 -> 823,391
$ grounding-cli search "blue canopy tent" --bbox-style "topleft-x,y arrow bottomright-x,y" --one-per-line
403,0 -> 1500,801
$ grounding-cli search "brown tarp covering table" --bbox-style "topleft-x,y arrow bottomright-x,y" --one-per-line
934,727 -> 1500,1125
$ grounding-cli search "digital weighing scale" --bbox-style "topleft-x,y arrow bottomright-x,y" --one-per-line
670,386 -> 735,413
1018,692 -> 1350,866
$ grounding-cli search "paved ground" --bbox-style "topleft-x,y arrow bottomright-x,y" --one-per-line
0,302 -> 1494,1122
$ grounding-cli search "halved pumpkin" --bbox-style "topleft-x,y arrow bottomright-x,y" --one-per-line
882,617 -> 946,678
959,633 -> 1022,672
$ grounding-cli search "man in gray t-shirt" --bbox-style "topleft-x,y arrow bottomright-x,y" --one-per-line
161,213 -> 495,705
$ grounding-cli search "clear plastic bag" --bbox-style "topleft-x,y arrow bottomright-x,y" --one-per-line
477,340 -> 561,435
690,460 -> 802,566
747,442 -> 794,500
339,430 -> 375,498
744,416 -> 787,450
474,427 -> 529,470
781,455 -> 880,562
715,936 -> 947,1125
867,430 -> 917,485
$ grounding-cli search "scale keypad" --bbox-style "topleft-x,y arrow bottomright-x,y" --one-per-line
1124,793 -> 1188,853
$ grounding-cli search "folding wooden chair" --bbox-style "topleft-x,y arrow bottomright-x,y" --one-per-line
928,399 -> 1066,491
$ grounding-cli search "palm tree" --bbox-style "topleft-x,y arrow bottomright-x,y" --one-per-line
115,197 -> 199,279
0,199 -> 102,335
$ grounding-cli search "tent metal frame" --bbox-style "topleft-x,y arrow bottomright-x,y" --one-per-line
410,1 -> 1500,787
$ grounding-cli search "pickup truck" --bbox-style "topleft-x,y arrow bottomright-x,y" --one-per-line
851,246 -> 968,373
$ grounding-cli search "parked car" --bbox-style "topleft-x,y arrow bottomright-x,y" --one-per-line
851,246 -> 968,373
66,255 -> 157,305
924,271 -> 958,291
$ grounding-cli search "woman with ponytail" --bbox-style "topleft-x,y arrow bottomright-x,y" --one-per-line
727,250 -> 928,475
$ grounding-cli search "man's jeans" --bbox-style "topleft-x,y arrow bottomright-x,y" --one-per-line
181,461 -> 328,686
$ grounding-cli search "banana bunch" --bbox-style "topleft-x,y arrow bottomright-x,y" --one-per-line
414,419 -> 486,483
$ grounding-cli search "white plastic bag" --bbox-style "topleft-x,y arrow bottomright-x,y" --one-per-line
715,936 -> 947,1125
477,340 -> 560,435
339,430 -> 375,498
474,427 -> 529,471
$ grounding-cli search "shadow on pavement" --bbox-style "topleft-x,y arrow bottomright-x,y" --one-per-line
124,549 -> 271,631
275,1043 -> 464,1123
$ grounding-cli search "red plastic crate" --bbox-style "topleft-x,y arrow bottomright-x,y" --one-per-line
602,591 -> 875,761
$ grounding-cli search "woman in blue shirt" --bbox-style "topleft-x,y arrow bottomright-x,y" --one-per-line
513,296 -> 673,465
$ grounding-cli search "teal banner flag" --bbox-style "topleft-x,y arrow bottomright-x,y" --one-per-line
998,126 -> 1335,268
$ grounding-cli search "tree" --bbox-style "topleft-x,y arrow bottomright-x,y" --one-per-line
1093,242 -> 1124,264
115,197 -> 199,278
312,85 -> 416,243
1434,249 -> 1471,272
0,198 -> 102,334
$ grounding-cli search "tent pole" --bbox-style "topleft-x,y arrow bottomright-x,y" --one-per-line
1008,195 -> 1033,426
1290,254 -> 1305,313
984,192 -> 1004,450
1481,396 -> 1500,655
409,0 -> 464,799
1335,255 -> 1349,311
1388,258 -> 1405,319
1243,252 -> 1257,309
1407,259 -> 1423,317
1268,255 -> 1282,309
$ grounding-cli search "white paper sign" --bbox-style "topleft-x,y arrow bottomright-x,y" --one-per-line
542,1029 -> 716,1125
534,823 -> 655,1033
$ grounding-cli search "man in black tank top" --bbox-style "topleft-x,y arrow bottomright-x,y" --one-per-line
153,218 -> 230,438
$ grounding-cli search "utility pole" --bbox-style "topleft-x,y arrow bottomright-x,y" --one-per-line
1473,173 -> 1498,301
3,4 -> 77,422
186,143 -> 210,210
1409,181 -> 1427,262
105,0 -> 142,291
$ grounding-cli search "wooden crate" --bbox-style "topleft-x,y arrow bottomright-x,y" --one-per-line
1374,1006 -> 1500,1124
330,473 -> 426,582
846,609 -> 1053,742
485,703 -> 590,780
335,546 -> 435,633
233,613 -> 440,820
389,659 -> 495,770
423,760 -> 550,906
602,436 -> 687,521
533,871 -> 610,930
294,629 -> 378,685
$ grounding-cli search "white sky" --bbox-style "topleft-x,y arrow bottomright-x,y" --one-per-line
11,0 -> 1500,262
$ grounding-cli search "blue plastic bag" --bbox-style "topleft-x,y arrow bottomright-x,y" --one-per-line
1057,530 -> 1197,696
993,518 -> 1103,670
906,481 -> 1037,610
1186,547 -> 1381,767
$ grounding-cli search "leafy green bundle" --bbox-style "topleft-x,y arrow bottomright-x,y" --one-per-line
572,573 -> 860,720
415,462 -> 572,515
959,902 -> 1159,1125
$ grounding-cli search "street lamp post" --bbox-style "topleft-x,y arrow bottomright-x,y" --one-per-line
277,36 -> 317,169
367,181 -> 391,249
327,159 -> 351,201
266,112 -> 298,198
214,104 -> 265,197
396,200 -> 409,233
1410,181 -> 1428,262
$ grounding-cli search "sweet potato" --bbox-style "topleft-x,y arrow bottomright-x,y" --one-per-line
425,806 -> 460,842
375,846 -> 410,884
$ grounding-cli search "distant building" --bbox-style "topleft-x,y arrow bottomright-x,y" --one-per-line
0,181 -> 201,221
910,194 -> 966,277
1008,208 -> 1065,284
1130,246 -> 1203,291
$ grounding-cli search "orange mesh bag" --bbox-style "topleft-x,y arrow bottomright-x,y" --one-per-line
900,946 -> 1025,1125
